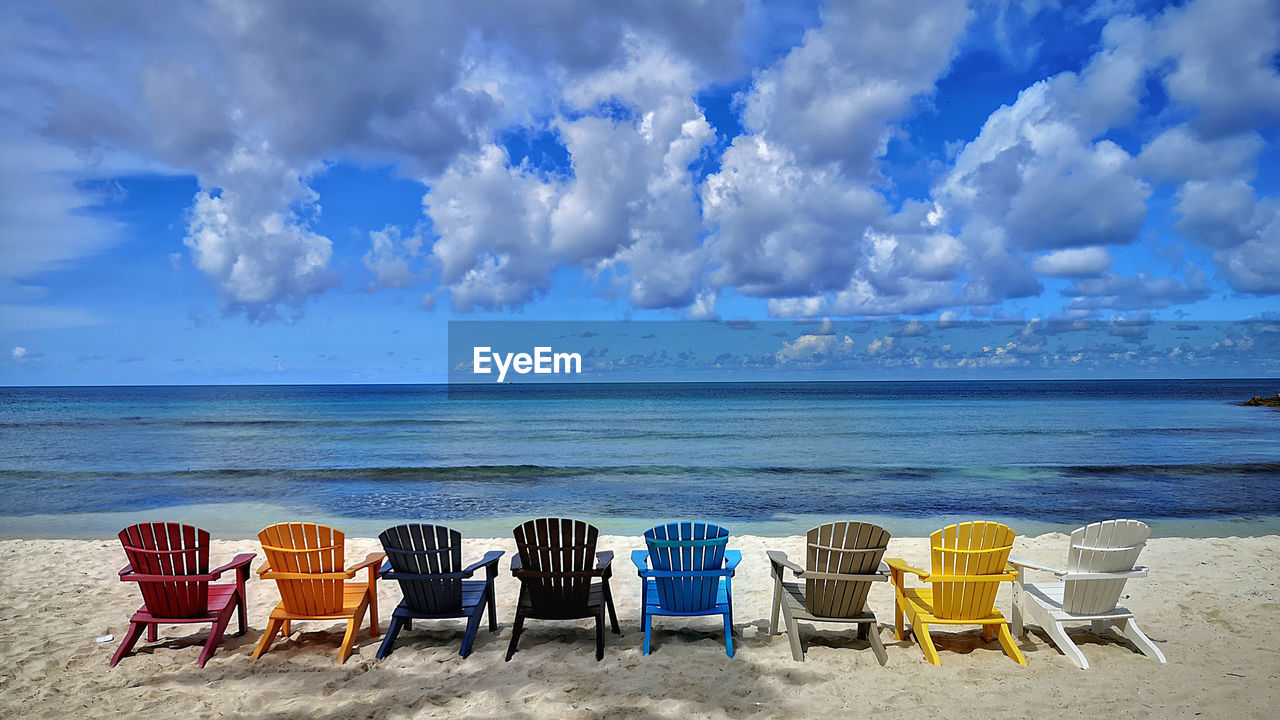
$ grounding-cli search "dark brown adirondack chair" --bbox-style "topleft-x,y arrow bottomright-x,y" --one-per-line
112,522 -> 255,667
376,524 -> 503,658
767,521 -> 891,663
507,518 -> 620,661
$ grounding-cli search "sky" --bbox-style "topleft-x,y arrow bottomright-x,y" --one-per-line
1,0 -> 1279,385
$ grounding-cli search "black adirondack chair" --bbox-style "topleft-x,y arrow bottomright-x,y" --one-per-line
506,518 -> 621,661
376,524 -> 503,658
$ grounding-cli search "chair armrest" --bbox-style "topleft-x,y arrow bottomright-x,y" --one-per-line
631,550 -> 650,574
1008,555 -> 1065,575
594,550 -> 614,574
379,559 -> 393,577
119,563 -> 134,579
462,550 -> 505,576
767,550 -> 804,577
209,553 -> 256,579
346,552 -> 385,574
256,562 -> 272,578
510,554 -> 523,574
885,557 -> 929,579
724,550 -> 742,574
1057,566 -> 1150,581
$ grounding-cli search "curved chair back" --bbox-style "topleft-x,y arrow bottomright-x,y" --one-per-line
513,518 -> 599,614
645,521 -> 729,613
804,521 -> 889,618
1063,519 -> 1149,615
119,522 -> 210,619
930,521 -> 1015,620
379,524 -> 464,614
259,522 -> 346,616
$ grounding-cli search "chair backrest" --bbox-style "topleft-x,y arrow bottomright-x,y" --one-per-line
804,521 -> 889,618
644,521 -> 729,613
379,524 -> 464,614
1063,518 -> 1150,615
929,521 -> 1015,620
259,522 -> 346,616
513,518 -> 599,613
119,522 -> 210,619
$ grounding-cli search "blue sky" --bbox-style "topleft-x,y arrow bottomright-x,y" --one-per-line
1,0 -> 1279,384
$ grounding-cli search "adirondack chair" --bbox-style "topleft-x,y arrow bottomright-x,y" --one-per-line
252,522 -> 384,664
375,524 -> 503,658
506,518 -> 620,661
767,521 -> 890,664
631,521 -> 740,657
886,521 -> 1026,666
1010,519 -> 1165,669
112,522 -> 254,667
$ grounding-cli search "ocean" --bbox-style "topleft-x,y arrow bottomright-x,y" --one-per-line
2,380 -> 1278,538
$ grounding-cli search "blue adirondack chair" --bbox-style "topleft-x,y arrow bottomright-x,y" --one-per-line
376,524 -> 503,659
631,521 -> 740,657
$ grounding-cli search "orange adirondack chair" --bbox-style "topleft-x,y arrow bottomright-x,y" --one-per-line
886,521 -> 1026,666
252,522 -> 384,664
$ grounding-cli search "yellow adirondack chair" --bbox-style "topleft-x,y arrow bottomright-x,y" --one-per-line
886,521 -> 1026,666
252,522 -> 384,664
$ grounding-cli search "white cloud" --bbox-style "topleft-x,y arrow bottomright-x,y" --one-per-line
1032,247 -> 1111,277
363,225 -> 424,290
776,333 -> 855,363
11,346 -> 26,360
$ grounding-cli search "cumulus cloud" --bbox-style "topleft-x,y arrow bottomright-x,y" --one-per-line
1032,247 -> 1111,277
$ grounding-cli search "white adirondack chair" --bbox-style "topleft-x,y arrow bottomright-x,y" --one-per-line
1010,519 -> 1166,669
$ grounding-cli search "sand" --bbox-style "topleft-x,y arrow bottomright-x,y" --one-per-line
0,533 -> 1276,719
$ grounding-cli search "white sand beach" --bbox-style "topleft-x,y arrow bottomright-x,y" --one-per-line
0,532 -> 1276,719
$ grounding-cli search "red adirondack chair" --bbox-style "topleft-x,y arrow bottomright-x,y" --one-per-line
112,522 -> 255,667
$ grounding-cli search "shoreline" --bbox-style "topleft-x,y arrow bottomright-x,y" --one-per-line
0,532 -> 1275,718
4,504 -> 1280,540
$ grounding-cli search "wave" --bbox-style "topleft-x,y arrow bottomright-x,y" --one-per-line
3,462 -> 1278,482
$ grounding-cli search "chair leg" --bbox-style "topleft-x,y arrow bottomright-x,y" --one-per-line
338,609 -> 365,664
253,617 -> 286,660
486,581 -> 498,632
1115,616 -> 1166,664
894,598 -> 906,641
505,611 -> 525,662
198,607 -> 235,668
280,619 -> 291,637
642,610 -> 653,655
768,576 -> 782,636
866,621 -> 888,666
603,579 -> 621,635
1011,581 -> 1024,636
403,619 -> 412,631
722,611 -> 734,658
235,589 -> 248,636
376,615 -> 404,660
981,624 -> 997,643
109,621 -> 147,667
915,622 -> 941,666
779,599 -> 803,662
595,606 -> 605,661
461,607 -> 485,658
996,623 -> 1027,666
146,623 -> 158,643
1040,619 -> 1087,669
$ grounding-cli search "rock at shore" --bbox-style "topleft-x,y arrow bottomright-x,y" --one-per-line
1240,393 -> 1280,407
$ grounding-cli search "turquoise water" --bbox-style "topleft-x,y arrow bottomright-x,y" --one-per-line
1,380 -> 1278,537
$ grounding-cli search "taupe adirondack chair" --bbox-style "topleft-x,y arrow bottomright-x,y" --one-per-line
1010,519 -> 1165,669
767,522 -> 890,664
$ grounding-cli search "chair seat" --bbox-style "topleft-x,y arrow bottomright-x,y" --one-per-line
778,581 -> 876,624
394,580 -> 489,619
643,578 -> 730,617
130,584 -> 239,624
1022,582 -> 1135,621
268,582 -> 371,621
517,582 -> 607,619
900,588 -> 1009,626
